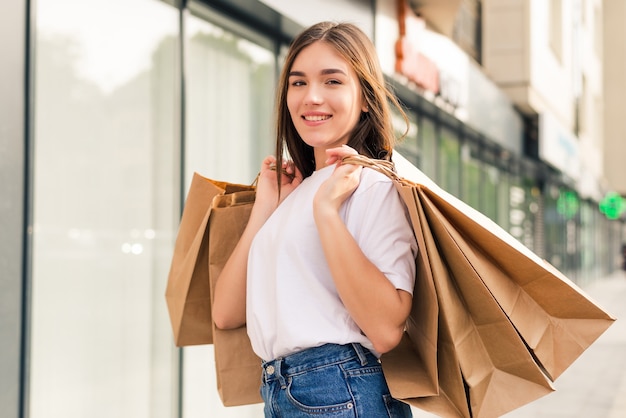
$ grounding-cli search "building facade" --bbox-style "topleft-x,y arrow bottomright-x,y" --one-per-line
1,0 -> 624,417
603,0 -> 626,196
482,0 -> 618,282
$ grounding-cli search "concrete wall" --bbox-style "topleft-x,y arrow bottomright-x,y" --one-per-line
603,0 -> 626,195
482,0 -> 577,124
483,0 -> 609,199
578,0 -> 604,199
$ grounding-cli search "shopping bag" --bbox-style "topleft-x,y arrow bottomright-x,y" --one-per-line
344,154 -> 616,417
378,191 -> 440,401
389,173 -> 552,418
165,173 -> 224,346
207,188 -> 263,406
165,173 -> 262,406
414,191 -> 554,417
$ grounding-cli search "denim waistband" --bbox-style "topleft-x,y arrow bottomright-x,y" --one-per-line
261,343 -> 377,385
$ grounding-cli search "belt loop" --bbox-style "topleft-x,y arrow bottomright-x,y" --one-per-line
262,361 -> 270,384
352,343 -> 368,366
276,358 -> 287,388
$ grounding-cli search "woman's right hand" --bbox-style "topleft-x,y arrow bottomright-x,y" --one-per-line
253,155 -> 303,218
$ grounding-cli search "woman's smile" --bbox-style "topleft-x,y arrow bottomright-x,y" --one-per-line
302,112 -> 332,123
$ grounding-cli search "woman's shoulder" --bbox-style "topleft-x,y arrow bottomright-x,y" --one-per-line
353,166 -> 396,197
360,165 -> 394,185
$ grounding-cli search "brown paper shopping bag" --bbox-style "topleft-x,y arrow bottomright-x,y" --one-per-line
379,185 -> 440,402
389,181 -> 553,418
421,188 -> 614,382
344,154 -> 616,417
414,191 -> 554,417
165,173 -> 262,406
208,189 -> 263,406
165,173 -> 222,346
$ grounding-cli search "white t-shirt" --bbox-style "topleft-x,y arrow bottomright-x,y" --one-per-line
246,164 -> 418,361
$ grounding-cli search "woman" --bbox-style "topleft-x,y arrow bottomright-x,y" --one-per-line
213,21 -> 417,417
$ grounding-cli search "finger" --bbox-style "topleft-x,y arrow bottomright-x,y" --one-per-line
326,144 -> 357,157
283,160 -> 296,177
334,161 -> 362,177
325,145 -> 358,165
262,155 -> 277,170
271,160 -> 296,181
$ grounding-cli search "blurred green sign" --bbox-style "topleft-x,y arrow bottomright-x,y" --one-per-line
557,190 -> 579,219
599,192 -> 625,220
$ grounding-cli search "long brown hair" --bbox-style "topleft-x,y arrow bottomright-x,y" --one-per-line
274,21 -> 408,184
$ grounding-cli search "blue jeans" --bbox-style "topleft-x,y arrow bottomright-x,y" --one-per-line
260,343 -> 413,417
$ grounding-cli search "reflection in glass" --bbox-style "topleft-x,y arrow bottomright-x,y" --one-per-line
394,108 -> 418,165
182,11 -> 275,418
438,128 -> 460,198
419,118 -> 437,178
461,142 -> 481,212
31,1 -> 179,417
184,14 -> 275,187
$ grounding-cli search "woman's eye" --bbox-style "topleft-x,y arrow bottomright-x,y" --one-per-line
290,80 -> 305,87
326,79 -> 341,85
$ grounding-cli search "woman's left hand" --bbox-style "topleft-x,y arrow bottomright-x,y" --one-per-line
314,145 -> 362,214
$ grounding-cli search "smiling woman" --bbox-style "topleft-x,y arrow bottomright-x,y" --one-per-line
212,21 -> 417,418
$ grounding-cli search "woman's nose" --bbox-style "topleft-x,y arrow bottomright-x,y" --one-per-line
303,84 -> 323,105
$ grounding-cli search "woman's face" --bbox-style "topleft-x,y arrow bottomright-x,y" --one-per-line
286,41 -> 366,159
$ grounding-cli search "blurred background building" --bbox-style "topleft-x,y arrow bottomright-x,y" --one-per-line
1,0 -> 625,417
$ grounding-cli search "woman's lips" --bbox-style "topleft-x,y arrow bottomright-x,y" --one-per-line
302,114 -> 331,124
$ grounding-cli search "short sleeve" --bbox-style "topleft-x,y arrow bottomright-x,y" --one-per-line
343,169 -> 418,294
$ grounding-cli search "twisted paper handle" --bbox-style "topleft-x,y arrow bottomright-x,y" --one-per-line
341,154 -> 403,183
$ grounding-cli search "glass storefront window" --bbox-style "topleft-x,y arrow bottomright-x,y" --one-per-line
31,1 -> 180,417
579,200 -> 597,285
418,117 -> 437,178
495,169 -> 510,231
481,165 -> 499,223
509,177 -> 526,243
544,184 -> 561,269
461,142 -> 481,212
438,127 -> 461,197
460,142 -> 505,226
480,149 -> 501,225
524,178 -> 542,253
184,6 -> 276,187
394,108 -> 419,165
544,184 -> 579,277
182,6 -> 275,417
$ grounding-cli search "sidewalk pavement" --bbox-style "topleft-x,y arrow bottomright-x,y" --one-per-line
411,270 -> 626,418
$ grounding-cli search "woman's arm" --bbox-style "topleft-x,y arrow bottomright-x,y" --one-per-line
211,203 -> 270,330
313,146 -> 413,354
212,156 -> 302,329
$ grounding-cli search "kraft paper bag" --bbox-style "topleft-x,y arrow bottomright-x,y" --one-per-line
165,172 -> 262,406
208,190 -> 263,406
411,190 -> 554,417
344,154 -> 616,417
379,185 -> 440,401
404,162 -> 616,382
165,173 -> 224,346
388,181 -> 552,418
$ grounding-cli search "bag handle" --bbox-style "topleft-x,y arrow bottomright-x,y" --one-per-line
341,154 -> 403,183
